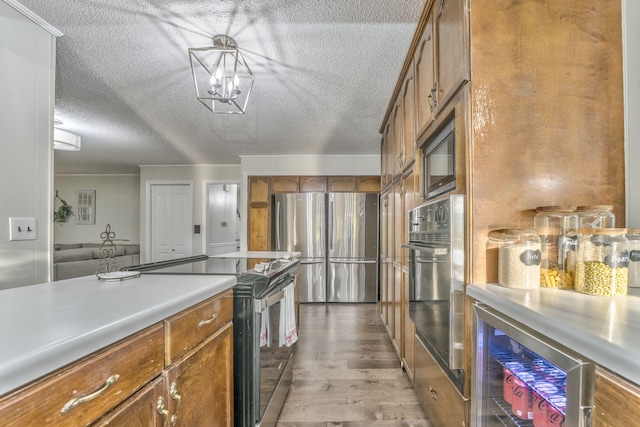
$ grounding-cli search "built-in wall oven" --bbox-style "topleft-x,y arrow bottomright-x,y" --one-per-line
405,194 -> 465,393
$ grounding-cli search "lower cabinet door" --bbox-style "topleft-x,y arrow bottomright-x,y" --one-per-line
414,337 -> 467,427
94,378 -> 165,427
164,323 -> 234,427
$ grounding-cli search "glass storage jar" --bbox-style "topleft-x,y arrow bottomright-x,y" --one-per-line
534,206 -> 578,289
487,229 -> 541,289
575,228 -> 629,296
627,229 -> 640,288
576,205 -> 615,229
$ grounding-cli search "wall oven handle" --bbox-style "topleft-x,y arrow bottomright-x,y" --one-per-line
402,243 -> 448,256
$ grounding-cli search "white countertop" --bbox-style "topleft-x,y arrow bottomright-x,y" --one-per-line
209,251 -> 301,259
0,273 -> 236,396
467,283 -> 640,385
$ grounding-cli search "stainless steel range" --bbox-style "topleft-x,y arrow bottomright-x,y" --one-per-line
123,252 -> 300,427
404,194 -> 465,393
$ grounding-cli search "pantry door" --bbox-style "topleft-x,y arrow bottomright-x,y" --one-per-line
151,184 -> 193,262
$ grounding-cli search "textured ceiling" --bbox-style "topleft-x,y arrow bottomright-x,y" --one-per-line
19,0 -> 424,174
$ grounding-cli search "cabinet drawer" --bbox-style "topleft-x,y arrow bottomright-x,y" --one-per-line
414,337 -> 467,427
594,367 -> 640,427
0,324 -> 164,427
165,289 -> 233,364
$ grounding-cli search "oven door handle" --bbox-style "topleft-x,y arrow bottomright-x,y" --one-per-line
402,243 -> 448,256
253,279 -> 294,313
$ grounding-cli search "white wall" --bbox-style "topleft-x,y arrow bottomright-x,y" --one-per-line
53,175 -> 140,244
0,1 -> 58,289
239,154 -> 380,250
139,165 -> 241,262
624,0 -> 640,228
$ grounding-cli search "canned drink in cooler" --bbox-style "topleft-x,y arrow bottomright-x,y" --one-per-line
503,367 -> 515,403
532,382 -> 557,427
547,396 -> 566,427
512,378 -> 533,420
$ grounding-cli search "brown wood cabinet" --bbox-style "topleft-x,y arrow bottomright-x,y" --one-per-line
0,290 -> 234,427
300,176 -> 327,192
414,337 -> 467,427
401,67 -> 416,166
248,176 -> 270,204
593,367 -> 640,427
0,325 -> 164,427
94,378 -> 165,427
328,176 -> 357,192
380,4 -> 625,424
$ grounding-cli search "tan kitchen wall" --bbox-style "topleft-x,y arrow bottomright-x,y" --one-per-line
53,175 -> 140,245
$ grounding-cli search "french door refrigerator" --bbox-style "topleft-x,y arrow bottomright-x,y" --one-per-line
472,302 -> 594,427
273,193 -> 327,302
328,192 -> 378,302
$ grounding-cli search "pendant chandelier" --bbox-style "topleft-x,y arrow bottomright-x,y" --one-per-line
189,35 -> 255,114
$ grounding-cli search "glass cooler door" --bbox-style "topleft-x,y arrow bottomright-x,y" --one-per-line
472,303 -> 594,427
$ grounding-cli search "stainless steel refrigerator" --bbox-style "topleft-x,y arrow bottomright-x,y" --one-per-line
273,193 -> 327,302
327,192 -> 378,302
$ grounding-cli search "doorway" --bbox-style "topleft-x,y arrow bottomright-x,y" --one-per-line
206,183 -> 240,256
150,184 -> 193,262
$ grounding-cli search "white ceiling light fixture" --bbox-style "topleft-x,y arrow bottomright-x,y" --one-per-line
53,128 -> 81,151
189,35 -> 255,114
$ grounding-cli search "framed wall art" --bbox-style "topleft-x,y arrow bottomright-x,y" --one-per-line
75,190 -> 96,224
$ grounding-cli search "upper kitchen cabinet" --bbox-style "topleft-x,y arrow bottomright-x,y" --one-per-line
248,176 -> 270,204
414,0 -> 469,141
401,67 -> 416,167
300,176 -> 327,193
271,176 -> 300,193
328,176 -> 380,192
392,101 -> 404,175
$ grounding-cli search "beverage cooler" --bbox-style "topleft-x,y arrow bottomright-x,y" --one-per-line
472,303 -> 594,427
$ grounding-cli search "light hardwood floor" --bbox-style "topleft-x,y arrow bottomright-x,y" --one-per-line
276,304 -> 432,427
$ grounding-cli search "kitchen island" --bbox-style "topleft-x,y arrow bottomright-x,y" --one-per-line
0,273 -> 236,426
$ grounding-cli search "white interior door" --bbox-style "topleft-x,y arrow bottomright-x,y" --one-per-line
151,184 -> 193,262
206,183 -> 240,256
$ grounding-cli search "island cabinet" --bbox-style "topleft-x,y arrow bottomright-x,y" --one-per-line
593,367 -> 640,427
0,289 -> 234,427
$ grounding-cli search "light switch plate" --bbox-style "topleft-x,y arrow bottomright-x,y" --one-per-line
9,217 -> 36,241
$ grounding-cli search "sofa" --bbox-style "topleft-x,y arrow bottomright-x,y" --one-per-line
53,243 -> 141,281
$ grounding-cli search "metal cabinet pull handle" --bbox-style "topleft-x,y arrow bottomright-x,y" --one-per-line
197,312 -> 218,327
429,386 -> 439,401
170,382 -> 182,426
157,396 -> 169,427
60,374 -> 120,413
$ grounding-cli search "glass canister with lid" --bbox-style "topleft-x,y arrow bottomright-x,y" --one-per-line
574,228 -> 629,296
576,205 -> 615,229
487,229 -> 541,289
534,206 -> 578,289
627,229 -> 640,288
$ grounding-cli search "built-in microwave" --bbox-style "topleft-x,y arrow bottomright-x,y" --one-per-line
422,117 -> 455,200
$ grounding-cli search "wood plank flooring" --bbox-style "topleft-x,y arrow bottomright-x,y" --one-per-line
276,304 -> 432,427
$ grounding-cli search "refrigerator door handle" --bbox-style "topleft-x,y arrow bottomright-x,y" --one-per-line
275,200 -> 281,250
301,260 -> 324,265
329,199 -> 334,252
329,260 -> 377,264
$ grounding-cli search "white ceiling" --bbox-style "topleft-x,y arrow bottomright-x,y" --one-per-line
20,0 -> 424,174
